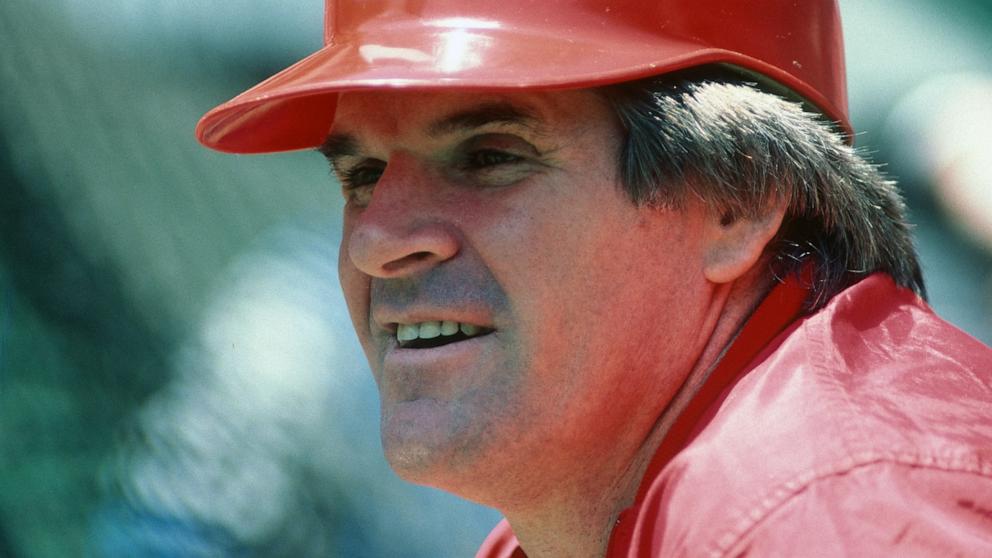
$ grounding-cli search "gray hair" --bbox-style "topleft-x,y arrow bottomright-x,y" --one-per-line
599,69 -> 925,310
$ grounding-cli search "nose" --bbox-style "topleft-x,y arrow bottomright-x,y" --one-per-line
344,154 -> 460,278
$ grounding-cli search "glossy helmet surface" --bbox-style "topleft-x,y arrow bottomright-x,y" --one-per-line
197,0 -> 849,153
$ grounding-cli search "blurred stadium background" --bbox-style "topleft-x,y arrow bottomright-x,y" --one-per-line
1,1 -> 990,556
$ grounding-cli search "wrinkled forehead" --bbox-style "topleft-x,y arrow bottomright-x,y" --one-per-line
328,88 -> 615,147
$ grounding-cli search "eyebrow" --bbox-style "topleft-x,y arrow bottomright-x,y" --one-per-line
317,133 -> 358,165
426,101 -> 539,137
318,100 -> 540,164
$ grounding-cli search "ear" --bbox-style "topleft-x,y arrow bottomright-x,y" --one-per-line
703,197 -> 788,284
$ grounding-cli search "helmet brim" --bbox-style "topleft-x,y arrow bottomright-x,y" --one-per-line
197,23 -> 850,153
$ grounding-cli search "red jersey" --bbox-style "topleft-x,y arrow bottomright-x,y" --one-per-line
477,274 -> 992,557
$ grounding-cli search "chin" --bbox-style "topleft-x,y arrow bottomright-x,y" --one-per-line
382,435 -> 473,492
383,443 -> 439,478
381,400 -> 463,474
379,399 -> 496,493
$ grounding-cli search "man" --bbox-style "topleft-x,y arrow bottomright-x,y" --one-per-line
196,1 -> 992,556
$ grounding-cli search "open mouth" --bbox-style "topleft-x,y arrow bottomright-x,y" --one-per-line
396,321 -> 494,349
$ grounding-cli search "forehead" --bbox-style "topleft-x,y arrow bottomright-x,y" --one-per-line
329,89 -> 613,144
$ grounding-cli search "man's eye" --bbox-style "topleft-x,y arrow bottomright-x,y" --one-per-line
342,164 -> 384,187
465,149 -> 523,169
454,145 -> 542,187
339,162 -> 385,206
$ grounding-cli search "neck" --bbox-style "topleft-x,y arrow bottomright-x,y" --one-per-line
501,269 -> 777,558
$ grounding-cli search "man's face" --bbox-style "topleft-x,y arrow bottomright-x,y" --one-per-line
330,89 -> 717,498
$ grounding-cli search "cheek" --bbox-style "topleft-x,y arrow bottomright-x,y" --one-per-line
337,238 -> 371,339
524,218 -> 705,378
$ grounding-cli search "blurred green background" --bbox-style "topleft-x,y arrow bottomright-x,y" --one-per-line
1,1 -> 990,557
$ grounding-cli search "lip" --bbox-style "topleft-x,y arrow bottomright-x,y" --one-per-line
382,330 -> 496,371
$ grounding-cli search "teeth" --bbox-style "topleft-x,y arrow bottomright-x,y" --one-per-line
396,321 -> 488,344
397,324 -> 419,342
419,321 -> 441,338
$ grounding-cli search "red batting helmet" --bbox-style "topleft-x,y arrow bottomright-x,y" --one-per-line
196,0 -> 850,153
